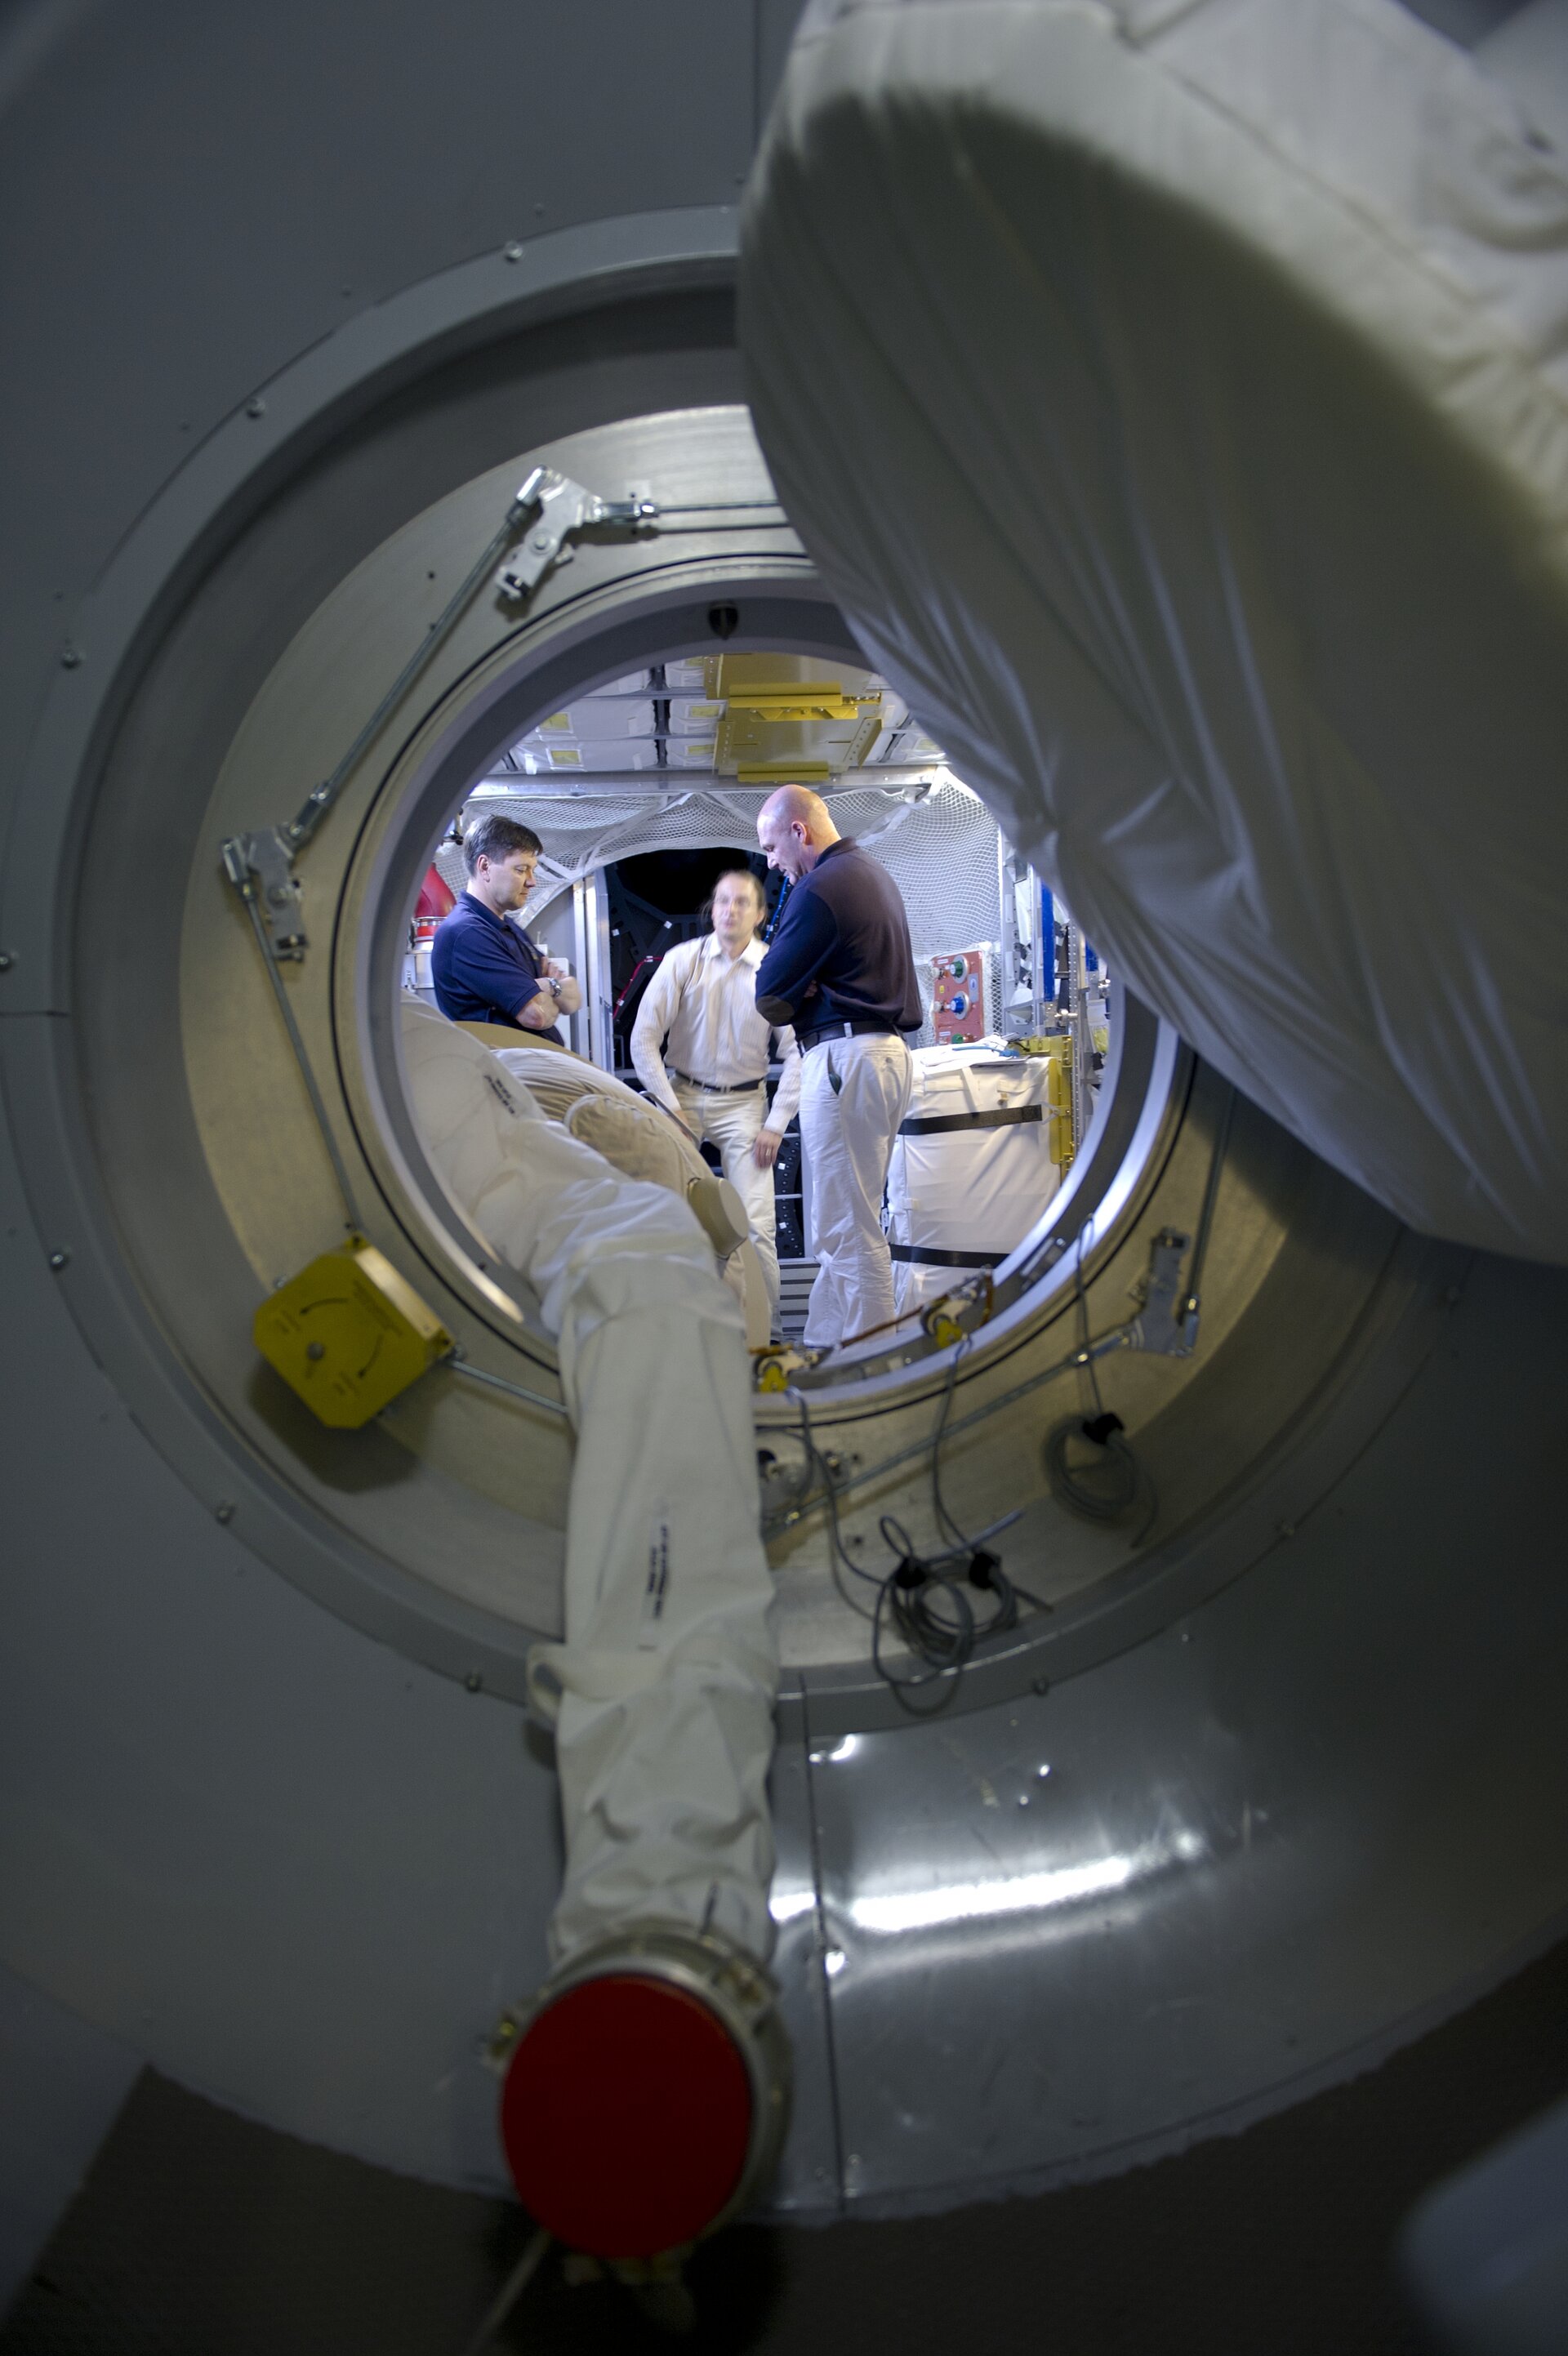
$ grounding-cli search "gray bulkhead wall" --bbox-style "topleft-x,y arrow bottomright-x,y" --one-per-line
0,0 -> 810,2301
1,0 -> 1566,2314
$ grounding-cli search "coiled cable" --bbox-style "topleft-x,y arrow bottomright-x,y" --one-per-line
787,1338 -> 1052,1716
1042,1222 -> 1158,1540
1042,1410 -> 1157,1540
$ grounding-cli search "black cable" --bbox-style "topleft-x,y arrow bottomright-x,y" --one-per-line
1042,1410 -> 1159,1543
1053,1212 -> 1158,1541
788,1327 -> 1058,1712
782,1390 -> 881,1628
1073,1214 -> 1109,1423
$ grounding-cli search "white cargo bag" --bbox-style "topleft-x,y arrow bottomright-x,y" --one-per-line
887,1047 -> 1062,1312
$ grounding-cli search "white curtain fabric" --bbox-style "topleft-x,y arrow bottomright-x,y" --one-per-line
742,0 -> 1568,1263
400,1000 -> 777,1963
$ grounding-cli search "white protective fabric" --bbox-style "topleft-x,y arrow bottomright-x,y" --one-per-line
886,1047 -> 1062,1312
399,999 -> 777,1963
800,1031 -> 915,1346
742,0 -> 1568,1264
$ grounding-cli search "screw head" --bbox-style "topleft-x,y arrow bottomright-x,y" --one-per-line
503,241 -> 524,262
464,1671 -> 483,1694
246,396 -> 266,419
305,1340 -> 326,1362
0,953 -> 12,972
1031,1675 -> 1049,1696
47,1249 -> 69,1271
216,1502 -> 235,1525
60,645 -> 81,669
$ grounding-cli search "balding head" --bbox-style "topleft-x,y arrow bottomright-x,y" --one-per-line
756,784 -> 840,882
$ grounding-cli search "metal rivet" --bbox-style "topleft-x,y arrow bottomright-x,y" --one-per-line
305,1340 -> 326,1361
503,242 -> 524,262
1031,1675 -> 1049,1696
60,645 -> 81,669
465,1671 -> 483,1694
47,1249 -> 69,1271
216,1502 -> 235,1525
532,202 -> 545,216
246,396 -> 266,419
0,953 -> 12,972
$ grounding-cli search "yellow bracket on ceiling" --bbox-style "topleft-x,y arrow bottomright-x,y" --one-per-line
736,762 -> 833,783
725,690 -> 881,723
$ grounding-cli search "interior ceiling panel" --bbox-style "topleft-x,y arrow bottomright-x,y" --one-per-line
505,653 -> 902,786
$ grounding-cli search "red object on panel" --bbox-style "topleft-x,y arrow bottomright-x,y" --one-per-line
499,1975 -> 753,2259
416,866 -> 456,923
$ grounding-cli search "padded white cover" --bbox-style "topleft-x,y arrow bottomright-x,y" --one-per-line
402,1000 -> 777,1964
742,0 -> 1568,1262
887,1047 -> 1062,1309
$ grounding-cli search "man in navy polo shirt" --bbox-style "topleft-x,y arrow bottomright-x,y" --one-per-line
431,813 -> 581,1044
755,784 -> 922,1348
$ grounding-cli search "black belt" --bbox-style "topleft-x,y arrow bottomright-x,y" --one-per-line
796,1018 -> 901,1054
889,1243 -> 1008,1268
900,1105 -> 1044,1138
668,1067 -> 765,1094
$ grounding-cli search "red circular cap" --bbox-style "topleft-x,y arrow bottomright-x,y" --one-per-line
500,1974 -> 754,2260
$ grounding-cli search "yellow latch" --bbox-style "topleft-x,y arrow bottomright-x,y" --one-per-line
254,1236 -> 452,1428
1044,1042 -> 1073,1167
752,1343 -> 821,1392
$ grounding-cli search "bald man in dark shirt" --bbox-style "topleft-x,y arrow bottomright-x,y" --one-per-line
755,786 -> 922,1347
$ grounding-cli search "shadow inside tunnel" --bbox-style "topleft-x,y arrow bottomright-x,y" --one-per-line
8,1936 -> 1568,2356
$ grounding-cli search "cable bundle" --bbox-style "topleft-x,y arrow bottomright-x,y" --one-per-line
1042,1410 -> 1156,1540
787,1339 -> 1049,1717
1043,1222 -> 1159,1542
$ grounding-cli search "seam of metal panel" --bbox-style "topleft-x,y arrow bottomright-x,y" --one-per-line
795,1684 -> 850,2218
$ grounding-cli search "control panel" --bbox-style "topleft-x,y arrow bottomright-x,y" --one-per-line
931,948 -> 990,1045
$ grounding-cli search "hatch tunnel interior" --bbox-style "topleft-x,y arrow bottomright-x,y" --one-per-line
3,0 -> 1568,2348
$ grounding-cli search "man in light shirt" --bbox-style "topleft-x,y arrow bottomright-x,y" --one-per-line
631,867 -> 801,1324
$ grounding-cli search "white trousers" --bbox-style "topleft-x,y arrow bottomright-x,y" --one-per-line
800,1031 -> 914,1348
402,1000 -> 777,1965
672,1079 -> 781,1322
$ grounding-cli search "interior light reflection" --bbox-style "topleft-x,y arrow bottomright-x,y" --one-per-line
850,1833 -> 1200,1937
769,1886 -> 817,1925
